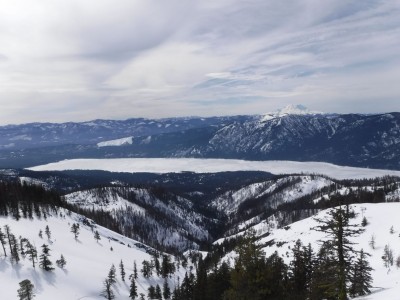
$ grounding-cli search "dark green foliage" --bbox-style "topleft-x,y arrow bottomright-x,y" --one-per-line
312,205 -> 364,300
350,249 -> 373,297
25,241 -> 37,268
94,230 -> 101,242
141,260 -> 153,278
108,264 -> 117,285
39,244 -> 54,271
17,279 -> 35,300
56,254 -> 67,269
0,227 -> 7,256
100,278 -> 115,300
45,225 -> 51,240
163,279 -> 171,300
119,260 -> 126,282
70,223 -> 80,240
129,276 -> 138,300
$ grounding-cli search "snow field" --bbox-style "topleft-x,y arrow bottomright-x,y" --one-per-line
0,210 -> 184,299
27,158 -> 400,180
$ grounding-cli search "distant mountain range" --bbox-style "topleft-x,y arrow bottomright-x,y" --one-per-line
1,105 -> 399,170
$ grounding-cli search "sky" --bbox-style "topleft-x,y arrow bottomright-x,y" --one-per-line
0,0 -> 400,125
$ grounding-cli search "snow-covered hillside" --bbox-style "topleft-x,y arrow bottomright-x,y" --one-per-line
97,136 -> 133,147
27,158 -> 400,179
211,175 -> 333,214
222,203 -> 400,300
0,209 -> 184,299
64,187 -> 211,251
260,104 -> 324,122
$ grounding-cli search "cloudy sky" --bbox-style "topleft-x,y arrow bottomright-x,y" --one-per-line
1,0 -> 399,124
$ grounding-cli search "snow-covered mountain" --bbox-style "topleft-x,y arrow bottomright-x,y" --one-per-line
1,110 -> 400,170
260,104 -> 324,122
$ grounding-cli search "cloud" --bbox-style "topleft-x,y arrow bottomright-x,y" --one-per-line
0,0 -> 399,124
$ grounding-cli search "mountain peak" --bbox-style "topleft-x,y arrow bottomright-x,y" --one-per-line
261,104 -> 323,122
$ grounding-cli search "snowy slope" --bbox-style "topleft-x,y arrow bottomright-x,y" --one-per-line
64,187 -> 211,251
97,136 -> 133,147
211,175 -> 333,214
0,210 -> 185,299
27,158 -> 400,179
221,203 -> 400,300
260,104 -> 324,122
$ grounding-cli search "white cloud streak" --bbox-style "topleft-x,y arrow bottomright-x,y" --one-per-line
0,0 -> 399,124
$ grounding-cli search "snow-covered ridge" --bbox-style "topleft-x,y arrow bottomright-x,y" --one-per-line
27,158 -> 400,180
261,104 -> 324,122
97,136 -> 133,147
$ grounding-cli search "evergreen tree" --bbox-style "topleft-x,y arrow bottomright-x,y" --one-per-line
155,284 -> 162,300
289,239 -> 314,299
39,244 -> 54,271
141,260 -> 153,278
163,279 -> 171,300
100,278 -> 115,300
129,276 -> 138,300
369,234 -> 376,250
361,216 -> 368,227
56,254 -> 67,269
108,264 -> 117,285
94,230 -> 101,243
0,227 -> 7,256
349,249 -> 373,297
147,285 -> 156,300
139,293 -> 145,300
133,261 -> 138,279
71,223 -> 80,240
10,234 -> 20,263
225,231 -> 270,299
120,260 -> 126,282
45,225 -> 51,240
161,254 -> 174,278
25,241 -> 37,268
383,244 -> 394,268
313,205 -> 364,300
17,279 -> 35,300
38,230 -> 43,239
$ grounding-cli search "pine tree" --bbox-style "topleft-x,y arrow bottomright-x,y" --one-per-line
56,254 -> 67,269
10,234 -> 20,263
155,284 -> 162,300
141,260 -> 153,278
17,279 -> 35,300
383,244 -> 394,268
100,278 -> 115,300
361,216 -> 368,227
369,234 -> 376,250
163,279 -> 171,300
390,226 -> 394,234
120,260 -> 126,282
38,230 -> 43,239
129,276 -> 138,300
0,227 -> 7,256
349,249 -> 373,297
25,241 -> 37,268
312,205 -> 364,300
39,244 -> 54,271
147,285 -> 156,300
71,223 -> 80,240
94,230 -> 101,243
45,225 -> 51,240
108,264 -> 117,285
133,261 -> 138,279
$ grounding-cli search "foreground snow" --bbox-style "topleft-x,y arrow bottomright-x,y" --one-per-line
28,158 -> 400,180
254,203 -> 400,300
0,210 -> 183,299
